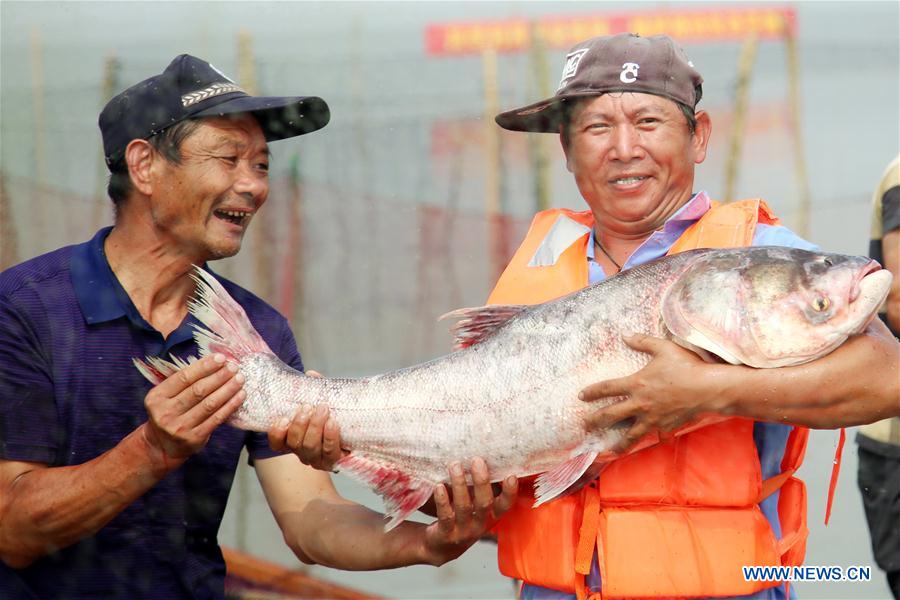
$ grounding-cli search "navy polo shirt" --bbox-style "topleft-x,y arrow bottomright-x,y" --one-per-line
0,227 -> 302,599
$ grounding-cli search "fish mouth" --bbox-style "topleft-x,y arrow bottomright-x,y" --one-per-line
848,263 -> 892,335
850,260 -> 883,303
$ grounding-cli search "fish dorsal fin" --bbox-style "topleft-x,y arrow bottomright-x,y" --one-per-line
439,304 -> 529,349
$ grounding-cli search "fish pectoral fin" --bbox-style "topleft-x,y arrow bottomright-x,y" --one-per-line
133,354 -> 193,385
439,304 -> 530,350
533,450 -> 601,507
335,454 -> 435,532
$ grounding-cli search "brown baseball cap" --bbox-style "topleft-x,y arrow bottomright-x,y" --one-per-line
496,33 -> 703,133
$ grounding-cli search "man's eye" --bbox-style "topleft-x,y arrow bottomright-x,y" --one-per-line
257,163 -> 269,172
219,156 -> 238,165
638,118 -> 659,125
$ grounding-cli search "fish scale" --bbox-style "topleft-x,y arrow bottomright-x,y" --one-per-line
135,247 -> 891,530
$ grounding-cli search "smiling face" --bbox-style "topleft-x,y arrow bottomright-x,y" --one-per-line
147,114 -> 270,261
562,92 -> 710,238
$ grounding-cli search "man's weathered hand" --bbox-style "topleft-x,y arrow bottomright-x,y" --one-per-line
268,370 -> 345,472
423,458 -> 518,566
142,353 -> 245,465
580,332 -> 727,453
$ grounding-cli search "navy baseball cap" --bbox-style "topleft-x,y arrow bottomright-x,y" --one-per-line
99,54 -> 330,166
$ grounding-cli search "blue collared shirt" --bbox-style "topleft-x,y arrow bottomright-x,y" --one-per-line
0,227 -> 300,599
524,192 -> 817,600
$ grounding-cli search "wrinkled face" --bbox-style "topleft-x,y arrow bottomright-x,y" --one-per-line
562,93 -> 710,236
149,114 -> 270,260
661,247 -> 892,368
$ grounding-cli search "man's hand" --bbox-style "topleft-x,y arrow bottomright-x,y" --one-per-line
267,372 -> 345,472
580,332 -> 727,453
143,353 -> 245,467
422,458 -> 518,566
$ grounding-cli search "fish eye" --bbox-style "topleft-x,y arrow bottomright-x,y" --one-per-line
811,296 -> 831,312
823,258 -> 833,267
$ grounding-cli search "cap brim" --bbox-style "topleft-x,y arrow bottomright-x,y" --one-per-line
496,93 -> 603,133
194,95 -> 330,140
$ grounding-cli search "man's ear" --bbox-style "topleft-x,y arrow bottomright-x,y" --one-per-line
559,129 -> 574,173
691,110 -> 712,165
124,139 -> 156,196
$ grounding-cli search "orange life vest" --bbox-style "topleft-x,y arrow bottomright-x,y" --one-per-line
489,199 -> 811,599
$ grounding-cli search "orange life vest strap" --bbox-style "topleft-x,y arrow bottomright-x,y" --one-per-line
757,469 -> 797,504
575,485 -> 601,600
825,428 -> 846,525
776,528 -> 804,557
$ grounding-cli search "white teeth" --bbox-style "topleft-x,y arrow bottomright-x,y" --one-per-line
219,210 -> 249,218
613,176 -> 645,185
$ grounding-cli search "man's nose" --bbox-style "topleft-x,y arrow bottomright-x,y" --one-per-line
232,162 -> 268,206
609,125 -> 645,162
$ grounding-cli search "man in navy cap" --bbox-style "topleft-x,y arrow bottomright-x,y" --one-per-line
0,55 -> 516,599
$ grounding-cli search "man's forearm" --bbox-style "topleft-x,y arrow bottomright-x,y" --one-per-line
0,424 -> 180,568
717,325 -> 900,428
277,498 -> 436,570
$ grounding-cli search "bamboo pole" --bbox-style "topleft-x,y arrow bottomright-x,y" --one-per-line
237,30 -> 259,97
723,36 -> 758,203
784,21 -> 811,238
234,30 -> 260,553
483,49 -> 508,282
349,15 -> 381,355
29,28 -> 48,247
237,30 -> 272,307
279,154 -> 303,329
529,22 -> 552,212
94,54 -> 120,229
483,49 -> 501,217
0,171 -> 19,270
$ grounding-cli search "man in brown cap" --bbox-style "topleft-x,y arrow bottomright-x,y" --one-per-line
484,32 -> 900,600
231,33 -> 898,599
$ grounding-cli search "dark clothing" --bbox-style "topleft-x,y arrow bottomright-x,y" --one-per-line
889,571 -> 900,599
868,181 -> 900,337
0,228 -> 301,599
859,157 -> 900,599
869,184 -> 900,268
857,442 -> 900,599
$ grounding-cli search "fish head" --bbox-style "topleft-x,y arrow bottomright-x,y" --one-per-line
661,247 -> 892,368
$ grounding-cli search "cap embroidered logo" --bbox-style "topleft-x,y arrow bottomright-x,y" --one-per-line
558,49 -> 589,90
181,83 -> 246,107
620,62 -> 640,84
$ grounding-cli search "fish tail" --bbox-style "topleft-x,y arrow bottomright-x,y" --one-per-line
188,267 -> 274,362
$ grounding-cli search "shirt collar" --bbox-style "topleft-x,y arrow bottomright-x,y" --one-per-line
663,190 -> 712,228
586,191 -> 711,260
70,227 -> 132,325
70,228 -> 211,351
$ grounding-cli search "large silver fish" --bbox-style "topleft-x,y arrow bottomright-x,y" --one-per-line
135,247 -> 891,529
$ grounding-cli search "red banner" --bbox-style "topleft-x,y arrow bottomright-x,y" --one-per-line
426,6 -> 796,56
